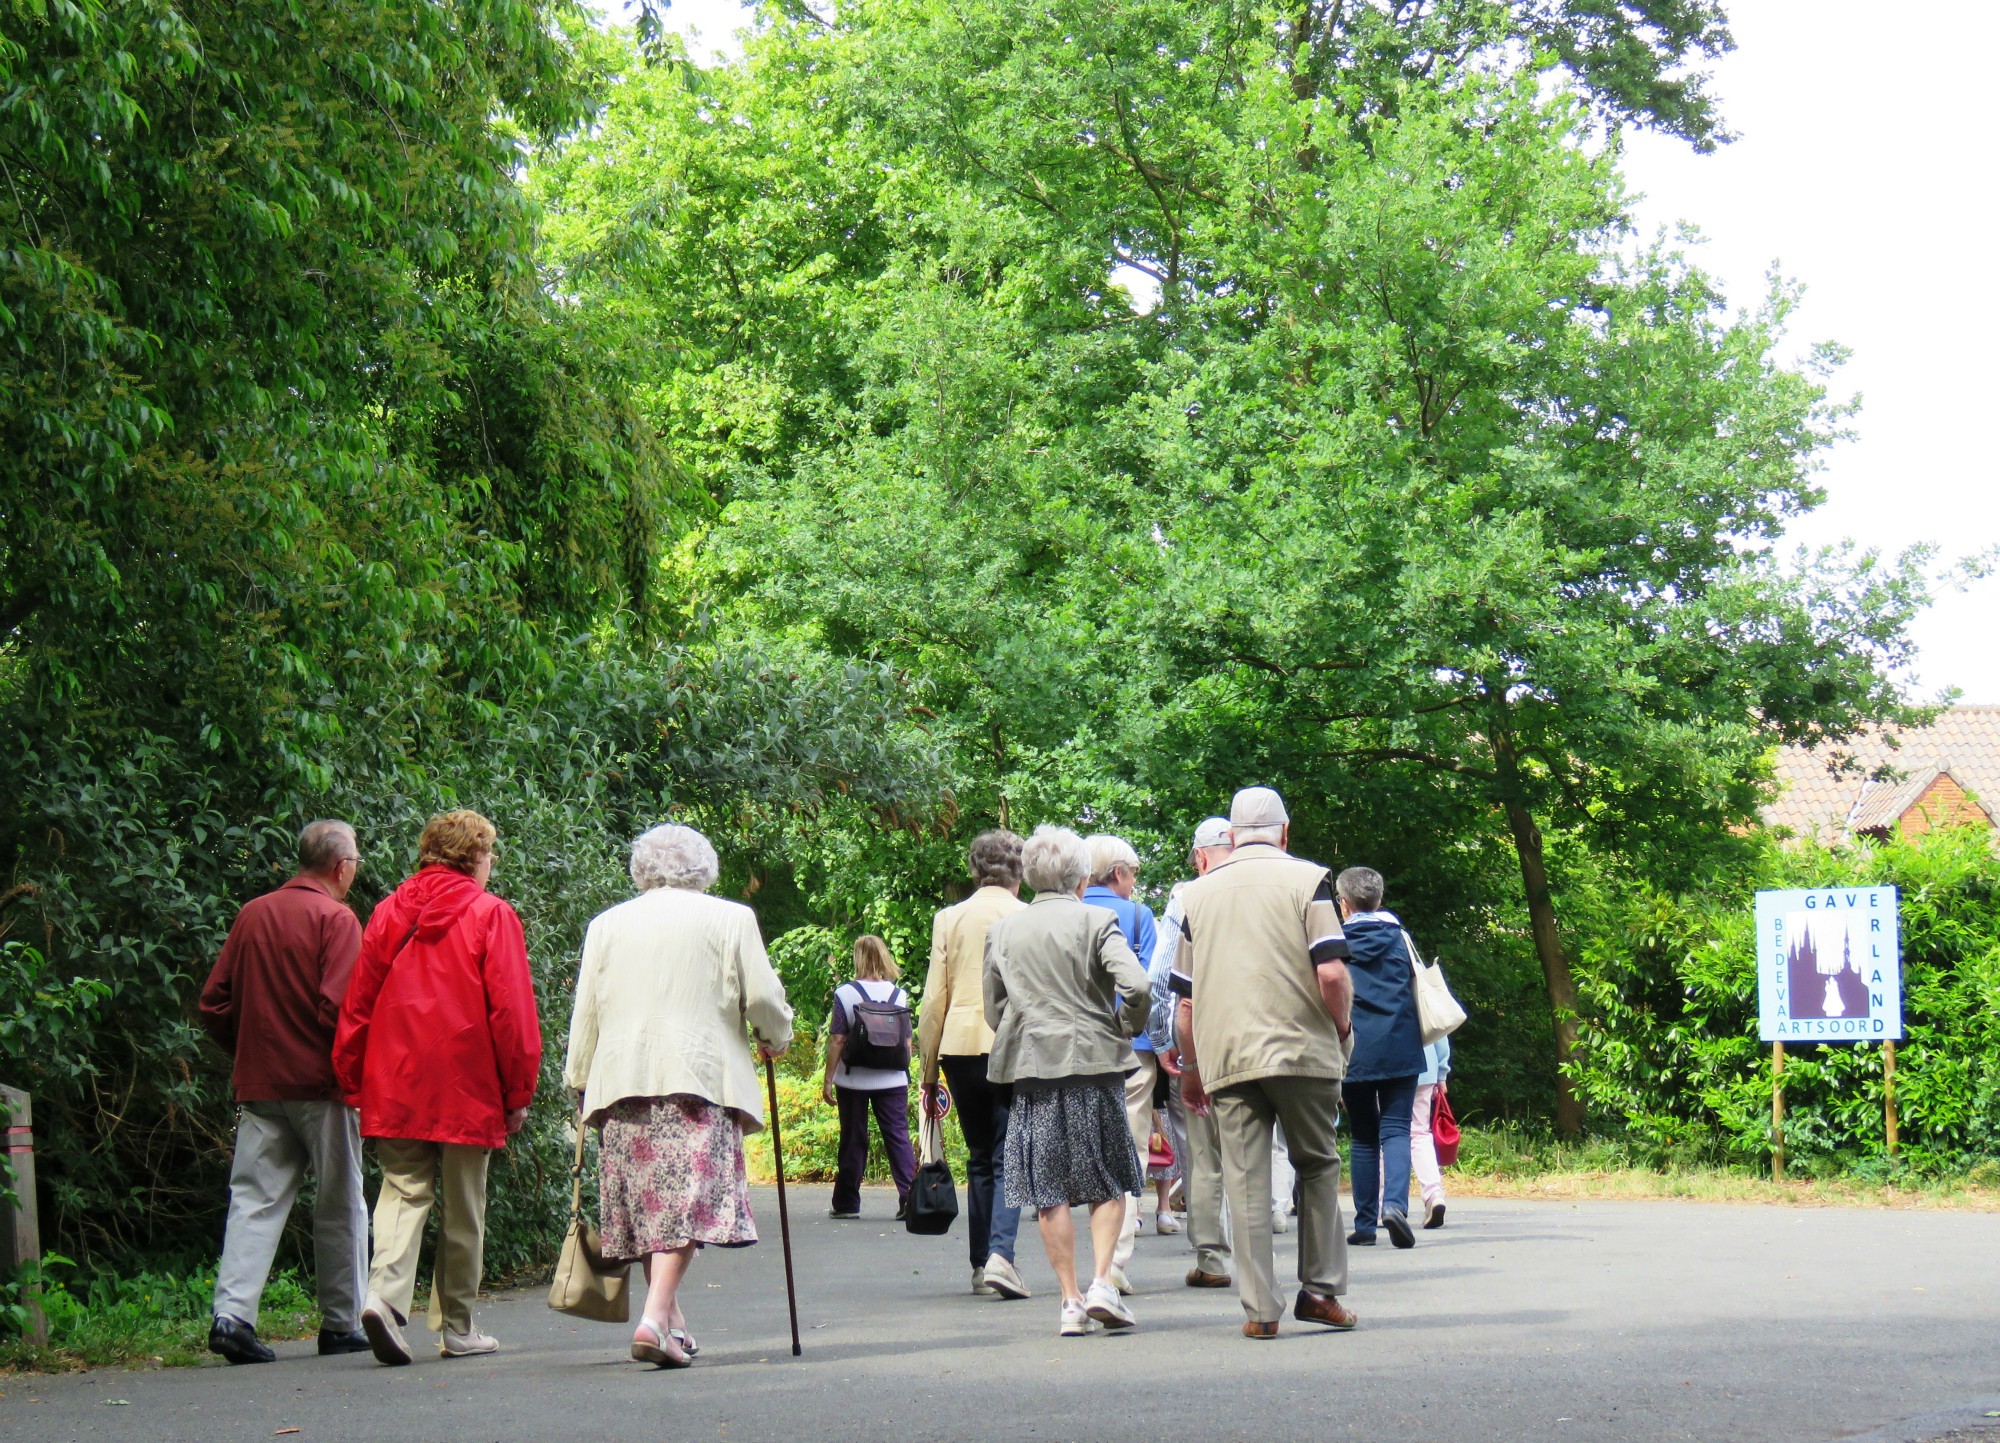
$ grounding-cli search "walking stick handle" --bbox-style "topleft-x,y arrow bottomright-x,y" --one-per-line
764,1055 -> 803,1357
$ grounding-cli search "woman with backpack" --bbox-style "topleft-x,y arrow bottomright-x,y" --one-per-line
823,935 -> 919,1220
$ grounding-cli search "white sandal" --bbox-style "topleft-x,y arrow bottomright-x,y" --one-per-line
630,1318 -> 690,1369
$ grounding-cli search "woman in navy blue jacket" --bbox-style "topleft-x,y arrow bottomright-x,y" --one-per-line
1332,866 -> 1425,1249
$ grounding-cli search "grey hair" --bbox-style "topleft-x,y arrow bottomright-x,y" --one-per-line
297,819 -> 356,873
1083,833 -> 1139,887
1336,866 -> 1385,912
1021,824 -> 1091,896
1232,823 -> 1284,847
630,824 -> 720,893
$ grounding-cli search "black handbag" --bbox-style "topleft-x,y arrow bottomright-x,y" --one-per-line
904,1112 -> 959,1236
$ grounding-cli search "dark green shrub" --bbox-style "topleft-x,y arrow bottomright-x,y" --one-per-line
1571,826 -> 2000,1173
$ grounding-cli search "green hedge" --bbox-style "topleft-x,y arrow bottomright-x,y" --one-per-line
1570,826 -> 2000,1174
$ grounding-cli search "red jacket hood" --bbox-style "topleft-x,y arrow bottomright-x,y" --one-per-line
386,864 -> 489,942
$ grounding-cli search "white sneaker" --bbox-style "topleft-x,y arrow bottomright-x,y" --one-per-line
1084,1278 -> 1135,1330
1155,1210 -> 1181,1236
971,1266 -> 994,1296
982,1253 -> 1031,1300
1271,1209 -> 1291,1234
1059,1298 -> 1095,1336
359,1294 -> 412,1367
439,1327 -> 498,1358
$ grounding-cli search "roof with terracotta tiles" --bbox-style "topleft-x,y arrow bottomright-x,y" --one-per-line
1762,706 -> 2000,839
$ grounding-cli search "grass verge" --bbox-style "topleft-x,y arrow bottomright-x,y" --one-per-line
1446,1124 -> 2000,1211
0,1265 -> 321,1373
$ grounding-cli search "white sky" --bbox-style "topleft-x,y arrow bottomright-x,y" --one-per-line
605,0 -> 1999,701
1621,0 -> 2000,703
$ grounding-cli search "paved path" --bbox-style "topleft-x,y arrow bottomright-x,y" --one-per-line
5,1187 -> 1999,1442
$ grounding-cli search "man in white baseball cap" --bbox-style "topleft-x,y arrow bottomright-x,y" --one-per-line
1169,786 -> 1358,1337
1148,817 -> 1234,1286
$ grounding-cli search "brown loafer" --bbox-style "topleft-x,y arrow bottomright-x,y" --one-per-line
1243,1320 -> 1279,1340
1186,1268 -> 1233,1289
1293,1289 -> 1358,1330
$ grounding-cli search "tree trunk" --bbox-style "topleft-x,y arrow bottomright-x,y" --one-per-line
1491,729 -> 1585,1136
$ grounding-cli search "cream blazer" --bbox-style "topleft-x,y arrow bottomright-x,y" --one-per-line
917,885 -> 1026,1083
563,887 -> 794,1131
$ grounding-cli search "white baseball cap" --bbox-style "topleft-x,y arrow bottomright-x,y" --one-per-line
1229,786 -> 1289,828
1187,816 -> 1231,863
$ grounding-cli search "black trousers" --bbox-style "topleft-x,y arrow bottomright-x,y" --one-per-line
939,1053 -> 1020,1268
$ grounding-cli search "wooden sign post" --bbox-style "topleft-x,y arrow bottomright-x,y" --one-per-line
1771,1041 -> 1786,1181
1884,1039 -> 1898,1157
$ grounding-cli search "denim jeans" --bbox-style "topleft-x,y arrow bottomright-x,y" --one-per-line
1341,1074 -> 1418,1234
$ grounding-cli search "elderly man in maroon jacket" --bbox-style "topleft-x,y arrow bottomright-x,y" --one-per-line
198,820 -> 370,1364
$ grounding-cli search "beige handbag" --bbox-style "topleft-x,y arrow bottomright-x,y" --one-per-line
547,1124 -> 631,1322
1408,934 -> 1467,1046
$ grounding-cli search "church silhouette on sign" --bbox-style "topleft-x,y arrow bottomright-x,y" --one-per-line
1785,916 -> 1869,1020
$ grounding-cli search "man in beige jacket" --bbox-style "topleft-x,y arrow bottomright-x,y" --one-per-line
1171,787 -> 1358,1338
918,829 -> 1030,1299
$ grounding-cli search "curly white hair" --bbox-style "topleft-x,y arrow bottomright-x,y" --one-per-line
629,823 -> 720,893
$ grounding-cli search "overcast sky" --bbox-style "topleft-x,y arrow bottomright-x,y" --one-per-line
602,0 -> 1998,702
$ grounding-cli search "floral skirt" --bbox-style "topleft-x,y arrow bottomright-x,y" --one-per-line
1003,1079 -> 1144,1211
598,1095 -> 757,1264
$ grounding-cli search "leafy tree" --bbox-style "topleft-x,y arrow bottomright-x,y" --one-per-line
550,3 -> 1927,1132
0,1 -> 948,1263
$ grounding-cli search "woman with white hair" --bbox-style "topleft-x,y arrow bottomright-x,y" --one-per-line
984,825 -> 1150,1337
564,824 -> 794,1369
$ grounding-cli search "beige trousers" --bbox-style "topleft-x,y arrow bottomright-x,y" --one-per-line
367,1138 -> 491,1335
1113,1052 -> 1160,1270
1177,1091 -> 1232,1276
1212,1075 -> 1347,1324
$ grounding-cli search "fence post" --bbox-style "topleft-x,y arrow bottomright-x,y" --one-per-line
1,1086 -> 46,1345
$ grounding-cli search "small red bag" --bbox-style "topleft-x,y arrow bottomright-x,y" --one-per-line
1432,1084 -> 1461,1168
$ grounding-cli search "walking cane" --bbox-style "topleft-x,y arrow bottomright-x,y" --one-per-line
763,1056 -> 803,1357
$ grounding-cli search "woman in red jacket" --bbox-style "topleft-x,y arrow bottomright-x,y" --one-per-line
334,810 -> 541,1366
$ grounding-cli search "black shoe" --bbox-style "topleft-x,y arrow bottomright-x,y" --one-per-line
1346,1231 -> 1377,1247
1383,1209 -> 1416,1249
209,1315 -> 275,1365
894,1198 -> 909,1222
317,1327 -> 371,1356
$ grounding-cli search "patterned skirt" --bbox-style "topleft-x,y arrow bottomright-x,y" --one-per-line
1002,1078 -> 1144,1211
598,1095 -> 758,1264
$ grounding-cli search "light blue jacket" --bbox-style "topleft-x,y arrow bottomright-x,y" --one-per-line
1419,1035 -> 1452,1086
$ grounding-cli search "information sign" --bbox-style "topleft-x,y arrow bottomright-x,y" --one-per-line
1754,886 -> 1901,1042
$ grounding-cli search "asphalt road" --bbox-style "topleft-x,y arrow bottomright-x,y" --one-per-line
4,1187 -> 1998,1443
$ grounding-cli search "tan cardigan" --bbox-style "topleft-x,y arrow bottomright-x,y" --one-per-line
563,887 -> 794,1131
916,885 -> 1025,1083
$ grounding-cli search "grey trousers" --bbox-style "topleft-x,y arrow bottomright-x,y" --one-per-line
213,1101 -> 367,1330
1213,1076 -> 1347,1324
1171,1086 -> 1232,1276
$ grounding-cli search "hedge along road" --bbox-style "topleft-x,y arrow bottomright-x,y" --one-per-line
5,1191 -> 1997,1443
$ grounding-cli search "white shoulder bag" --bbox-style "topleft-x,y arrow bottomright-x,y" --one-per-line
1407,932 -> 1466,1046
